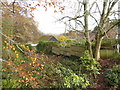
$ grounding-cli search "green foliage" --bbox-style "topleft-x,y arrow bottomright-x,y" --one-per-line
58,39 -> 74,47
75,42 -> 85,47
75,40 -> 86,47
113,51 -> 120,59
2,79 -> 20,88
79,51 -> 101,77
105,65 -> 120,87
60,59 -> 80,74
101,39 -> 118,46
58,35 -> 67,42
66,39 -> 74,43
92,39 -> 119,48
25,44 -> 33,50
53,62 -> 90,88
64,73 -> 89,88
117,39 -> 120,44
36,40 -> 58,53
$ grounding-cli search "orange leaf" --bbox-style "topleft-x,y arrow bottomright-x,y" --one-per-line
61,7 -> 64,10
52,1 -> 54,5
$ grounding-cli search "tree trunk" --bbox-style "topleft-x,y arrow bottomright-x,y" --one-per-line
84,0 -> 93,58
85,32 -> 93,58
94,35 -> 103,60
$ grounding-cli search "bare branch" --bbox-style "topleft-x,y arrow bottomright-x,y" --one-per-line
95,2 -> 102,16
106,21 -> 120,34
105,0 -> 119,19
89,1 -> 96,12
89,13 -> 99,26
57,16 -> 72,22
76,20 -> 85,29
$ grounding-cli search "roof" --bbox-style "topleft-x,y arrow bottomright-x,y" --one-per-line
39,35 -> 58,41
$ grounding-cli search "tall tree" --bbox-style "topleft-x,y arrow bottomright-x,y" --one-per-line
1,1 -> 41,43
94,0 -> 119,60
83,0 -> 93,57
58,0 -> 119,60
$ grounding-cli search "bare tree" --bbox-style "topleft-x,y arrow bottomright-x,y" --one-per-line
94,0 -> 119,60
83,0 -> 93,57
58,0 -> 119,60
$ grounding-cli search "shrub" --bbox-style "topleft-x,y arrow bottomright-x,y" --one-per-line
58,35 -> 67,42
2,79 -> 20,88
113,51 -> 120,59
25,44 -> 33,50
79,51 -> 101,78
101,39 -> 118,47
74,40 -> 86,47
105,65 -> 120,87
75,42 -> 85,47
36,41 -> 58,53
52,62 -> 90,88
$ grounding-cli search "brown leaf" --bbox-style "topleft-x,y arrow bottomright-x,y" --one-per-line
52,1 -> 55,5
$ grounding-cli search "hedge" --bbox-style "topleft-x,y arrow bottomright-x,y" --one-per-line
36,40 -> 58,54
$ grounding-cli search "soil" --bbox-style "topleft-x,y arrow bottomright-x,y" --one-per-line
91,59 -> 120,89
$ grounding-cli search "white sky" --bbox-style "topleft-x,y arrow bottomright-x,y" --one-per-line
33,0 -> 119,35
33,6 -> 65,35
6,0 -> 119,35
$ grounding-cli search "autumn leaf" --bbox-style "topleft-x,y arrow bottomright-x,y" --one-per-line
30,7 -> 36,10
61,7 -> 64,10
52,2 -> 55,5
37,4 -> 40,6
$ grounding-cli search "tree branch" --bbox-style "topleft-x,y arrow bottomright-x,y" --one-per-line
106,21 -> 120,34
105,0 -> 119,19
89,13 -> 99,26
0,32 -> 25,54
12,0 -> 16,13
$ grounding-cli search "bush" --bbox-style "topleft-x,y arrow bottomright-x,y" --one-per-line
101,39 -> 118,47
52,62 -> 90,88
74,40 -> 86,47
113,51 -> 120,59
36,41 -> 58,53
25,44 -> 33,50
79,51 -> 101,78
2,79 -> 20,88
58,35 -> 67,42
75,42 -> 85,47
105,65 -> 120,87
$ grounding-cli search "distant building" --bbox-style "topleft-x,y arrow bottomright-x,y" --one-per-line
39,35 -> 58,41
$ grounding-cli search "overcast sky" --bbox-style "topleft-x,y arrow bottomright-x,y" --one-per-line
33,0 -> 118,35
7,0 -> 119,35
33,6 -> 65,35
